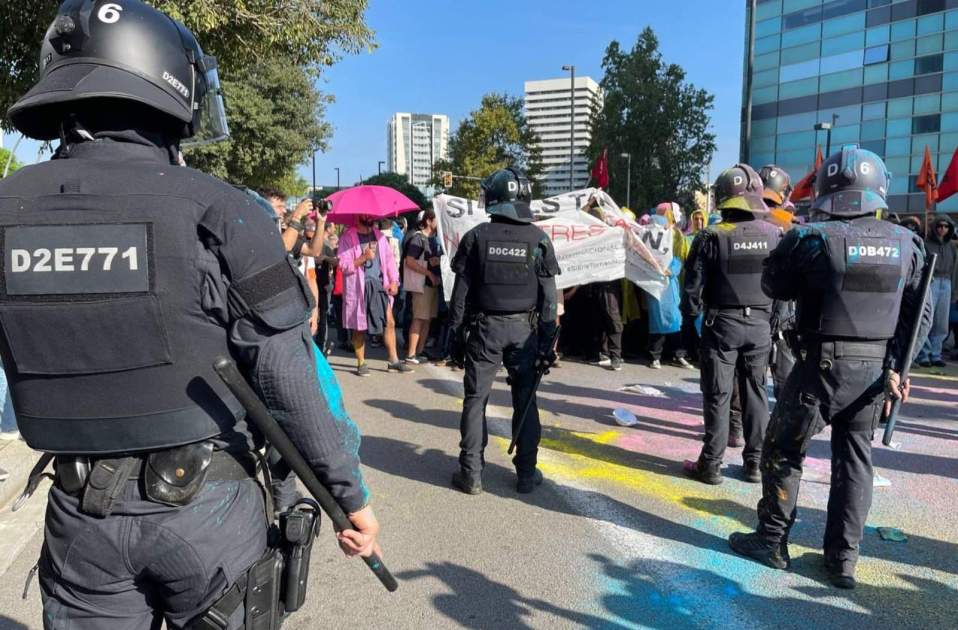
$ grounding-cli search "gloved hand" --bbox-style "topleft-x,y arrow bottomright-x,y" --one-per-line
882,369 -> 910,417
449,327 -> 467,368
536,347 -> 557,372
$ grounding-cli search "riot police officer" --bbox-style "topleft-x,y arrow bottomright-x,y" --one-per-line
758,165 -> 798,401
682,164 -> 782,485
729,147 -> 929,589
0,2 -> 380,627
449,168 -> 560,495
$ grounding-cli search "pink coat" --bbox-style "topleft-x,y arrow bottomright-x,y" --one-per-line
338,227 -> 399,332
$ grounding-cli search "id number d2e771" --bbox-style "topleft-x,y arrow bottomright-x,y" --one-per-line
10,247 -> 139,273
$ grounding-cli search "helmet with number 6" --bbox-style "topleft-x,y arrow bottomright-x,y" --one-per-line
8,0 -> 228,145
811,146 -> 890,218
481,167 -> 535,223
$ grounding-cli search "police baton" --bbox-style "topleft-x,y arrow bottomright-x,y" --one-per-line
508,325 -> 561,455
213,357 -> 398,593
882,253 -> 937,447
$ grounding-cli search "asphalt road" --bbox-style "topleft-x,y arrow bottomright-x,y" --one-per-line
1,347 -> 956,629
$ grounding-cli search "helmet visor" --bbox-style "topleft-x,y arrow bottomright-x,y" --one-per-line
182,61 -> 229,146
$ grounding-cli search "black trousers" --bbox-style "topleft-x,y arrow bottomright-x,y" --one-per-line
649,332 -> 687,361
314,284 -> 332,353
756,343 -> 885,574
770,334 -> 797,401
698,310 -> 771,469
594,282 -> 623,361
39,478 -> 267,629
459,313 -> 540,477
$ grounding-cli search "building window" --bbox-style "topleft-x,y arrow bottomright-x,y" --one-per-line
917,0 -> 945,16
912,113 -> 941,133
864,44 -> 890,64
915,53 -> 944,74
783,6 -> 822,30
866,6 -> 891,27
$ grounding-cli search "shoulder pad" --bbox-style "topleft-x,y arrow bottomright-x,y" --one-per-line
535,233 -> 560,277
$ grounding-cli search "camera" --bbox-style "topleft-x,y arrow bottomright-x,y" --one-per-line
312,198 -> 332,215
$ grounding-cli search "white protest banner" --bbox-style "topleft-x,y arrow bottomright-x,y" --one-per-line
434,188 -> 673,300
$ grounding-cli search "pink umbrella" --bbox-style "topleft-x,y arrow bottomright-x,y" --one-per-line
325,185 -> 420,226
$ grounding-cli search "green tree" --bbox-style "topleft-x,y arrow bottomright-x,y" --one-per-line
433,93 -> 543,199
0,0 -> 373,119
0,147 -> 21,178
361,171 -> 428,209
589,28 -> 715,213
184,59 -> 331,190
0,1 -> 373,191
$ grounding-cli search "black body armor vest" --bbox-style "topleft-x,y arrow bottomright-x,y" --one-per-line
473,221 -> 543,313
706,219 -> 781,308
0,143 -> 246,454
798,217 -> 909,339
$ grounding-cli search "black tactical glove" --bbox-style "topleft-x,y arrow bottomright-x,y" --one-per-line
449,327 -> 467,368
536,348 -> 557,372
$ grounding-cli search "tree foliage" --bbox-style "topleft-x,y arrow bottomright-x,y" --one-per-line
588,28 -> 716,213
433,94 -> 543,199
0,147 -> 21,178
0,1 -> 373,192
361,171 -> 428,209
184,59 -> 331,190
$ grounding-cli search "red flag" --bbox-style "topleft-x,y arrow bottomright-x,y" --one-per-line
937,146 -> 958,202
788,145 -> 823,202
917,145 -> 938,210
591,148 -> 609,189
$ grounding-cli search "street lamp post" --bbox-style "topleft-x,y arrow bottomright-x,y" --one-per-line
620,152 -> 632,209
335,167 -> 341,191
378,160 -> 385,176
562,64 -> 576,191
815,114 -> 840,158
311,150 -> 316,197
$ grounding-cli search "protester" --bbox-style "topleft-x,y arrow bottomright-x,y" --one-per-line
315,223 -> 339,354
404,209 -> 441,363
584,197 -> 624,370
650,203 -> 693,369
339,215 -> 411,375
917,216 -> 956,367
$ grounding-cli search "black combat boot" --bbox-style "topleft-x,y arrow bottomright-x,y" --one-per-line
824,558 -> 856,590
728,532 -> 790,570
683,459 -> 723,485
451,470 -> 482,495
516,469 -> 543,494
743,460 -> 761,483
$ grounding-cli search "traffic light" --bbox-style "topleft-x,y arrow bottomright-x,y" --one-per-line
441,171 -> 453,188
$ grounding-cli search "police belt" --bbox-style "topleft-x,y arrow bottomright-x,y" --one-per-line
804,339 -> 888,366
54,447 -> 257,516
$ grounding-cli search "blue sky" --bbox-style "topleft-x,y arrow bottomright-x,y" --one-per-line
6,1 -> 747,193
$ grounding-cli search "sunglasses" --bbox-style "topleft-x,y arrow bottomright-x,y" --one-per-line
936,223 -> 949,229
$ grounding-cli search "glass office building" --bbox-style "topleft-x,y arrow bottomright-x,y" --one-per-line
742,0 -> 958,212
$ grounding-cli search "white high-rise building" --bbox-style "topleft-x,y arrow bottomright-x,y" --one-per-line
386,113 -> 449,191
524,76 -> 602,197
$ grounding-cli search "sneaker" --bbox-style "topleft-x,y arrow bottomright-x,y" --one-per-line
674,357 -> 695,370
728,532 -> 789,570
824,559 -> 856,590
649,359 -> 662,370
451,470 -> 482,495
516,469 -> 544,494
356,363 -> 371,377
595,354 -> 612,367
931,359 -> 946,368
610,358 -> 623,371
387,361 -> 413,373
404,356 -> 422,365
682,459 -> 723,485
0,430 -> 21,442
917,360 -> 932,368
744,461 -> 761,483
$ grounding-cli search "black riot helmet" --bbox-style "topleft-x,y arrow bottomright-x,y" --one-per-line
811,145 -> 890,218
480,167 -> 535,223
8,0 -> 228,145
712,164 -> 768,215
758,165 -> 792,207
